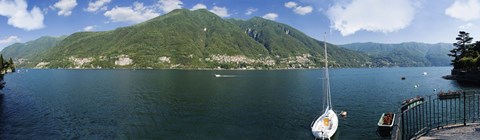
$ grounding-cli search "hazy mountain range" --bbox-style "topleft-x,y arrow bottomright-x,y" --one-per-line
340,42 -> 454,67
1,9 -> 453,69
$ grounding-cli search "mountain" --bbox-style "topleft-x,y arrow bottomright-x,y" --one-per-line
2,10 -> 456,69
43,9 -> 274,69
227,17 -> 371,67
7,9 -> 371,69
341,42 -> 454,67
0,36 -> 65,67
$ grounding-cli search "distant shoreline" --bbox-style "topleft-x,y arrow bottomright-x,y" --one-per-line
19,66 -> 453,71
25,67 -> 322,71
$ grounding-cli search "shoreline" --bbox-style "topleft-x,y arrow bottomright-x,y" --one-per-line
17,66 -> 454,71
443,69 -> 480,83
26,67 -> 323,71
443,75 -> 480,83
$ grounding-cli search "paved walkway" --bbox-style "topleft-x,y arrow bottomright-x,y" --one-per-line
419,124 -> 480,140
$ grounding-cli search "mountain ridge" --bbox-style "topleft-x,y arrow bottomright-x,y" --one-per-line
1,36 -> 65,67
3,9 -> 372,69
0,9 -> 454,69
340,42 -> 454,67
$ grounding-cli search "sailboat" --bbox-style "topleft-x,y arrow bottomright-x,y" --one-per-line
311,33 -> 338,139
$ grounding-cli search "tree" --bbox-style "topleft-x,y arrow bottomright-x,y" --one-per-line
473,41 -> 480,51
0,54 -> 4,70
450,31 -> 474,69
456,31 -> 474,55
8,58 -> 14,72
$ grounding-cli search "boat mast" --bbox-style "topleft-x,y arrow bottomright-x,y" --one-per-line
324,32 -> 332,110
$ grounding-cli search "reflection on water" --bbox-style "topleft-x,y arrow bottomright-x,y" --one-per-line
0,67 -> 478,139
452,80 -> 480,89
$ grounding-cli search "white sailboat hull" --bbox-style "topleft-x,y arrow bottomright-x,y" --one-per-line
312,109 -> 338,139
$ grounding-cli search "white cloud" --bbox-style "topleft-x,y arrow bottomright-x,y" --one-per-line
0,0 -> 44,30
104,2 -> 160,23
285,2 -> 297,8
262,13 -> 278,20
445,0 -> 480,21
0,36 -> 20,44
0,36 -> 20,49
245,8 -> 257,15
42,7 -> 50,14
157,0 -> 183,13
190,4 -> 230,18
54,0 -> 77,16
326,0 -> 416,36
86,0 -> 111,12
458,23 -> 474,29
294,6 -> 313,15
210,6 -> 230,17
285,1 -> 313,15
100,6 -> 108,11
191,3 -> 207,10
83,25 -> 96,31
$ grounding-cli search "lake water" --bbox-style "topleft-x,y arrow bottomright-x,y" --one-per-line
0,67 -> 478,139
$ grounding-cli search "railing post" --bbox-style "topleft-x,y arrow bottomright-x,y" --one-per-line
429,95 -> 431,129
464,91 -> 467,126
415,106 -> 418,133
401,112 -> 405,140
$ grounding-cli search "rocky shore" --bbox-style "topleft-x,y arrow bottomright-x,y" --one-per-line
443,69 -> 480,83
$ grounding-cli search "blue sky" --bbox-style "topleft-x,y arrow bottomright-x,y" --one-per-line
0,0 -> 479,50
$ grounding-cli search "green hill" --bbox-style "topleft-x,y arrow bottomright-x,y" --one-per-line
341,42 -> 453,67
0,36 -> 65,67
43,9 -> 272,69
228,17 -> 371,67
6,9 -> 372,69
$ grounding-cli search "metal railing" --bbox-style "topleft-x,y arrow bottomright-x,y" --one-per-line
395,90 -> 480,140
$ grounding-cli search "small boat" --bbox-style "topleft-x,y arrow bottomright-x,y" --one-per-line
423,72 -> 427,75
401,77 -> 406,80
377,112 -> 395,137
214,74 -> 236,78
340,111 -> 347,117
438,90 -> 462,100
378,113 -> 395,127
401,96 -> 424,111
311,33 -> 338,139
